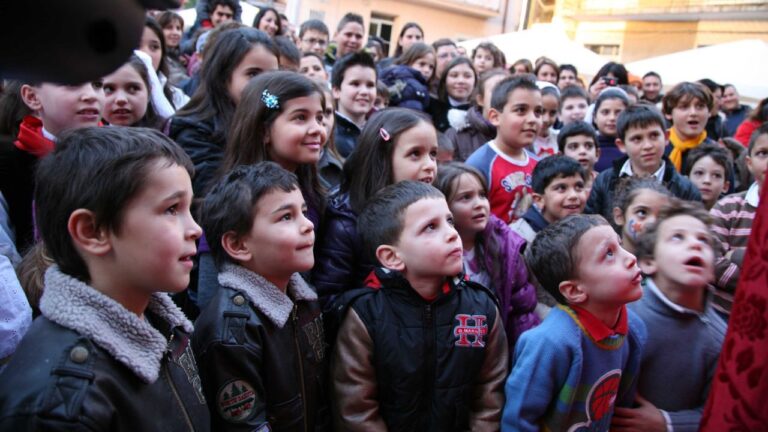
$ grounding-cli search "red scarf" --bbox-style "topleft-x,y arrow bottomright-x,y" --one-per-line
14,116 -> 54,158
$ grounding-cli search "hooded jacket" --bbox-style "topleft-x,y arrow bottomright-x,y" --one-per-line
0,266 -> 210,431
444,106 -> 496,162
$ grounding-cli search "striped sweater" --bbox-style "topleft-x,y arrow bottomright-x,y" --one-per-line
709,183 -> 760,315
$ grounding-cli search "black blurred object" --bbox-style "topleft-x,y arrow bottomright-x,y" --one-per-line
601,76 -> 617,87
0,0 -> 182,85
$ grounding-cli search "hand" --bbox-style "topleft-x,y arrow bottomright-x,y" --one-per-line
589,79 -> 607,100
611,394 -> 667,432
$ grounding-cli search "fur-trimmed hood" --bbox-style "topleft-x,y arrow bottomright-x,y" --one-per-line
218,264 -> 318,328
39,266 -> 193,384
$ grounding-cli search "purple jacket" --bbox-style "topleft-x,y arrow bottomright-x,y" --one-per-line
479,215 -> 540,348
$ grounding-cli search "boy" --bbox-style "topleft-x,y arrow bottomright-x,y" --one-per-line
682,143 -> 733,209
0,127 -> 209,430
559,85 -> 589,126
558,121 -> 600,189
503,214 -> 647,431
193,162 -> 328,430
510,155 -> 588,243
662,81 -> 716,173
709,123 -> 768,317
640,71 -> 663,105
586,104 -> 700,223
298,19 -> 330,57
325,13 -> 365,69
0,80 -> 104,253
332,180 -> 507,431
615,200 -> 725,432
331,51 -> 377,157
466,75 -> 542,223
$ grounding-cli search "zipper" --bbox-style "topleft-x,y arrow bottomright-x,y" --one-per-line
424,303 -> 435,427
165,357 -> 195,431
293,305 -> 309,432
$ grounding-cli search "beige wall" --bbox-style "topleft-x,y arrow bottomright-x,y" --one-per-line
294,0 -> 504,55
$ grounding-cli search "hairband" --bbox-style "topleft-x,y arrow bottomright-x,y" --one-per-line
262,89 -> 279,109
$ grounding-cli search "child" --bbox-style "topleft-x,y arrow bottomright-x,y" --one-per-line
559,85 -> 589,126
157,11 -> 189,85
381,42 -> 435,112
710,123 -> 768,317
374,81 -> 390,110
472,41 -> 506,75
683,143 -> 733,209
0,80 -> 104,253
194,162 -> 328,430
445,68 -> 509,162
318,87 -> 344,189
300,52 -> 329,84
558,121 -> 600,190
534,57 -> 559,85
331,52 -> 377,157
140,17 -> 190,113
557,64 -> 579,90
429,56 -> 477,133
530,84 -> 559,158
102,54 -> 163,129
615,200 -> 726,432
436,162 -> 540,349
466,75 -> 542,223
587,105 -> 700,223
274,35 -> 301,72
509,155 -> 588,243
0,127 -> 208,429
332,180 -> 508,430
611,177 -> 672,255
593,87 -> 629,172
312,108 -> 438,302
298,19 -> 330,57
503,214 -> 647,431
662,82 -> 716,173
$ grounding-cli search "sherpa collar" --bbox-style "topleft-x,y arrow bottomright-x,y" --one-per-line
39,266 -> 193,384
218,264 -> 317,328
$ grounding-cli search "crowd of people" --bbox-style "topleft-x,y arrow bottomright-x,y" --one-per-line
0,0 -> 767,430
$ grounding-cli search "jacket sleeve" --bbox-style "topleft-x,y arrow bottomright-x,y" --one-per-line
331,309 -> 387,432
710,202 -> 741,295
585,172 -> 606,217
169,119 -> 222,197
499,223 -> 540,345
469,307 -> 508,432
312,211 -> 359,299
196,340 -> 270,431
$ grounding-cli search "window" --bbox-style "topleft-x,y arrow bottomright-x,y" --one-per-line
586,44 -> 620,57
369,15 -> 394,54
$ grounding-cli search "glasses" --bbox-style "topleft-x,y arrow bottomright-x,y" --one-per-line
302,38 -> 328,47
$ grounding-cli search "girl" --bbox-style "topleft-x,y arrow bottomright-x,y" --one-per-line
156,11 -> 188,85
611,176 -> 672,255
531,84 -> 560,158
510,58 -> 533,75
139,17 -> 190,112
472,42 -> 505,74
435,162 -> 539,348
170,27 -> 278,197
221,71 -> 327,227
683,143 -> 733,209
318,87 -> 344,189
312,108 -> 438,301
429,56 -> 477,133
588,61 -> 629,101
252,6 -> 281,37
592,87 -> 630,172
102,55 -> 163,129
445,68 -> 509,161
534,57 -> 559,85
380,42 -> 435,112
377,23 -> 424,70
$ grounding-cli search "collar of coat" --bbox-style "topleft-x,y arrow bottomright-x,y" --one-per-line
218,263 -> 317,328
39,266 -> 193,384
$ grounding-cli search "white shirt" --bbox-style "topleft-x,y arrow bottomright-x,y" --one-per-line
619,159 -> 665,183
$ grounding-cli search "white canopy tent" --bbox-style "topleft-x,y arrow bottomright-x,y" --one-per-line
627,39 -> 768,103
457,24 -> 610,79
177,2 -> 260,29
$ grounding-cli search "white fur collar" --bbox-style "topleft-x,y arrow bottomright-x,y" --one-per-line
39,266 -> 193,383
217,264 -> 317,328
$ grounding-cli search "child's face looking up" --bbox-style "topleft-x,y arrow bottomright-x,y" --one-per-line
614,189 -> 670,247
569,224 -> 642,308
448,173 -> 490,242
390,121 -> 438,185
562,135 -> 598,172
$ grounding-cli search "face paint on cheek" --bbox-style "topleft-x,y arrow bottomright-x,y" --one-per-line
627,219 -> 643,240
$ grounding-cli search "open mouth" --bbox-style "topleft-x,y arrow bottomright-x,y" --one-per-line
112,108 -> 131,115
418,176 -> 433,184
684,256 -> 705,269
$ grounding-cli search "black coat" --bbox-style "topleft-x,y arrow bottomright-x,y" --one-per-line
333,114 -> 361,159
169,115 -> 225,197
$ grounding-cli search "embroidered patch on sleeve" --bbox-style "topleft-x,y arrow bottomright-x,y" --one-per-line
217,379 -> 257,423
453,314 -> 488,347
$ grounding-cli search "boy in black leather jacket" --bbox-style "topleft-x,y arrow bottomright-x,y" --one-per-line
0,127 -> 209,431
194,162 -> 329,431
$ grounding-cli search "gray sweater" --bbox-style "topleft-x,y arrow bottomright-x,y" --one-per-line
629,278 -> 726,432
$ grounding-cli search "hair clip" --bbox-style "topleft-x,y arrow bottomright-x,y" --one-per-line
262,89 -> 279,110
379,127 -> 391,142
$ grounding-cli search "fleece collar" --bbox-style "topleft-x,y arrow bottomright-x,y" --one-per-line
39,266 -> 193,384
218,264 -> 317,328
